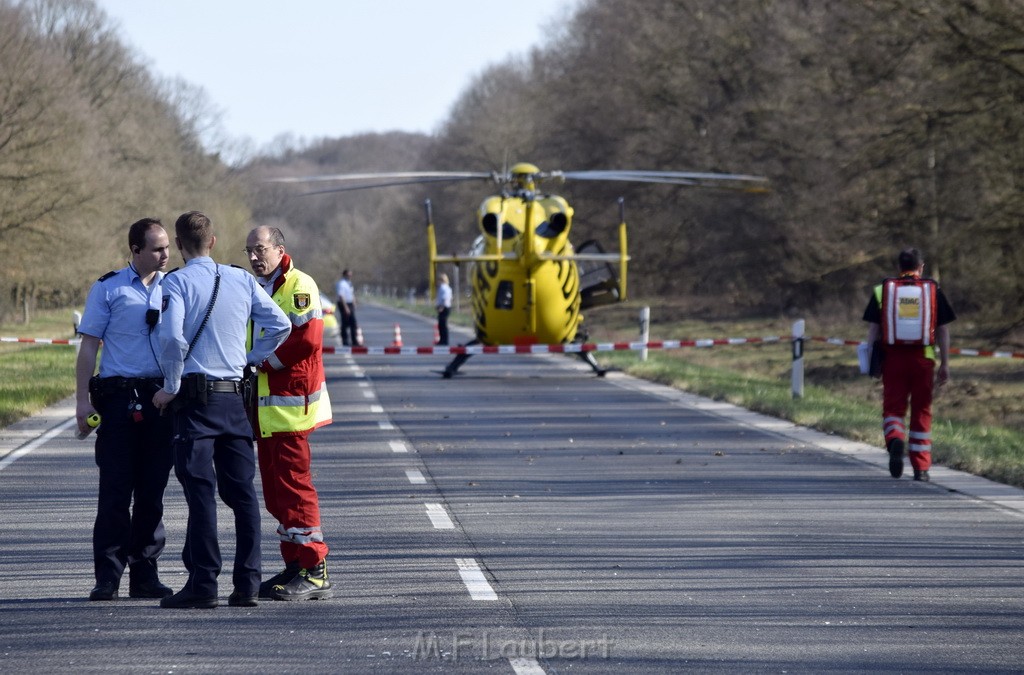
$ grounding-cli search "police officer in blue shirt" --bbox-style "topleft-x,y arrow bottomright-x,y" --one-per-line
153,211 -> 291,609
76,217 -> 175,602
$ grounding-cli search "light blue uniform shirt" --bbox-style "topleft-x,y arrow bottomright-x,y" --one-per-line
78,265 -> 164,378
158,257 -> 290,394
436,282 -> 452,309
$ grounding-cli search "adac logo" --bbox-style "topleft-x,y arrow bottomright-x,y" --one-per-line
294,292 -> 311,309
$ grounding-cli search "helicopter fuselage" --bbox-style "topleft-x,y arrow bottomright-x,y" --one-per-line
468,194 -> 582,346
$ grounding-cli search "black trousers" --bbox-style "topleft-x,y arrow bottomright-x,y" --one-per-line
337,301 -> 358,345
436,307 -> 450,346
93,388 -> 173,586
171,391 -> 261,596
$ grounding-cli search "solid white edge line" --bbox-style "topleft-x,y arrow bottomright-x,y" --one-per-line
604,373 -> 1024,518
0,418 -> 77,471
405,469 -> 426,484
425,503 -> 455,529
455,558 -> 498,601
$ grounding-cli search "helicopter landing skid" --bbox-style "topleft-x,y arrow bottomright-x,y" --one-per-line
440,341 -> 478,378
577,350 -> 608,377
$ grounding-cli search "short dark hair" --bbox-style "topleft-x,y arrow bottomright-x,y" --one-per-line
898,247 -> 923,272
175,211 -> 213,253
128,218 -> 162,253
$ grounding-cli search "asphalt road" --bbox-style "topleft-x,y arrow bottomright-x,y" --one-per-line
1,303 -> 1022,674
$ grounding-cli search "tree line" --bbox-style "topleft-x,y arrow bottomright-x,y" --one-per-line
0,0 -> 248,323
250,0 -> 1024,340
4,0 -> 1023,342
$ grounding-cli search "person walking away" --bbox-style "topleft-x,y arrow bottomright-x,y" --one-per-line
76,218 -> 175,601
152,211 -> 291,609
335,269 -> 358,346
435,273 -> 452,346
244,226 -> 334,601
863,247 -> 956,482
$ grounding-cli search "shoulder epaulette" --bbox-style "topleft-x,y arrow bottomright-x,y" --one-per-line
97,270 -> 117,282
164,267 -> 180,275
230,264 -> 246,270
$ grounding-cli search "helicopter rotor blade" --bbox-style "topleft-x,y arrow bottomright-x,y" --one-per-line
549,170 -> 770,192
290,175 -> 495,197
261,167 -> 769,195
265,171 -> 494,184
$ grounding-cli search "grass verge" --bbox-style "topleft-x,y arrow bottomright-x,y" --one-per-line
0,309 -> 78,427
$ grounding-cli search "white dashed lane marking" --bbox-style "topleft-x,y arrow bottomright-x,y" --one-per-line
425,503 -> 455,529
405,469 -> 427,484
389,441 -> 408,454
455,558 -> 498,601
509,658 -> 546,675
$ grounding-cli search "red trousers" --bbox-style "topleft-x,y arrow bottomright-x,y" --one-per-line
257,433 -> 329,569
881,348 -> 935,472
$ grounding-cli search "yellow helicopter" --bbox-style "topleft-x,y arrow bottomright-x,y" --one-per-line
269,163 -> 769,377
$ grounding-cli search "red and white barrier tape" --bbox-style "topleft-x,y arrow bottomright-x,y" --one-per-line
4,333 -> 1022,359
325,336 -> 785,355
808,336 -> 1024,360
0,336 -> 80,345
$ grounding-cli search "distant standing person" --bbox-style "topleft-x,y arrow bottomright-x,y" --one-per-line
244,226 -> 334,601
153,211 -> 291,609
435,273 -> 452,346
863,247 -> 956,482
76,218 -> 174,602
335,269 -> 357,346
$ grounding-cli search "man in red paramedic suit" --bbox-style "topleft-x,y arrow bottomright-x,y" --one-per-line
863,248 -> 956,482
245,226 -> 333,601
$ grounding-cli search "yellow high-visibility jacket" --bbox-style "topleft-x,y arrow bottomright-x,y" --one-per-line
248,255 -> 332,437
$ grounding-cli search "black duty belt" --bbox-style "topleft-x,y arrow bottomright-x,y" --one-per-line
94,376 -> 162,391
207,380 -> 242,394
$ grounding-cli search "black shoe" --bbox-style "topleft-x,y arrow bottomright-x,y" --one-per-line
228,590 -> 258,607
271,560 -> 332,601
89,582 -> 118,601
914,469 -> 930,482
887,439 -> 905,478
259,561 -> 301,599
129,580 -> 173,599
160,588 -> 218,609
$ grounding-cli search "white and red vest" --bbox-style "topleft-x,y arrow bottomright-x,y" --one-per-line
878,277 -> 937,347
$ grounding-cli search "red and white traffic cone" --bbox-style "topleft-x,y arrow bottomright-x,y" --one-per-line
433,323 -> 440,345
355,327 -> 364,347
390,323 -> 403,347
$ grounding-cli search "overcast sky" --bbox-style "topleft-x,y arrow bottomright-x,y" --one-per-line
95,0 -> 577,151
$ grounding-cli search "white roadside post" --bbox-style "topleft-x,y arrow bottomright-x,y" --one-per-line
791,319 -> 805,399
639,306 -> 650,362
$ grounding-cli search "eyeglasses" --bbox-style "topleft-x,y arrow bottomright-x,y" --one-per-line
243,245 -> 274,256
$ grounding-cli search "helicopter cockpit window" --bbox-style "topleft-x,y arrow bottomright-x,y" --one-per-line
481,213 -> 519,240
494,280 -> 514,310
535,212 -> 568,239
